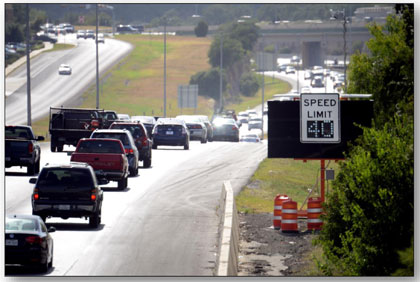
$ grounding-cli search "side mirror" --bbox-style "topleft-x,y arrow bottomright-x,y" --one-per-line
47,226 -> 56,233
29,178 -> 37,184
37,136 -> 45,141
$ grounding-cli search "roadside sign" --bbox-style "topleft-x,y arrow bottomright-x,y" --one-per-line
300,93 -> 340,143
177,84 -> 198,109
256,52 -> 276,71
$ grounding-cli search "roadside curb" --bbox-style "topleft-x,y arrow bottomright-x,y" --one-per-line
5,42 -> 54,77
216,181 -> 240,276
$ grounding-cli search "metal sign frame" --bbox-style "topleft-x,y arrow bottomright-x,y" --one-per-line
177,84 -> 198,109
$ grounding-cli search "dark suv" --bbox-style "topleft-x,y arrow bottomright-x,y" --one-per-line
152,118 -> 190,150
30,162 -> 105,228
90,129 -> 139,176
109,121 -> 152,168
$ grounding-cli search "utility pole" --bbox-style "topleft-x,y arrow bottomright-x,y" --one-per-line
163,18 -> 167,117
343,8 -> 347,94
95,4 -> 99,109
25,4 -> 31,126
219,34 -> 223,114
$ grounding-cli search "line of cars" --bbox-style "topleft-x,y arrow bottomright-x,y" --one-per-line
5,108 -> 246,272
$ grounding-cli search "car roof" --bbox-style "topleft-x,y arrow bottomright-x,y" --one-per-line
42,162 -> 92,169
6,214 -> 41,220
156,118 -> 184,125
92,129 -> 129,134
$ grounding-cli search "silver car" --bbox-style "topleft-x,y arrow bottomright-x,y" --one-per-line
248,116 -> 263,131
176,115 -> 208,143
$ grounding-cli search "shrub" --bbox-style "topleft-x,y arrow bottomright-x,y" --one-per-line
194,20 -> 208,37
239,72 -> 259,97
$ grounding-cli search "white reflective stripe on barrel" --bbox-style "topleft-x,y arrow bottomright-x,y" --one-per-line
282,209 -> 297,214
308,219 -> 323,223
308,208 -> 322,213
274,206 -> 282,210
273,216 -> 282,220
282,219 -> 297,224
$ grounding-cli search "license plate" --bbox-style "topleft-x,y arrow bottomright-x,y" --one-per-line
166,131 -> 173,135
58,205 -> 70,210
6,239 -> 18,246
58,137 -> 66,141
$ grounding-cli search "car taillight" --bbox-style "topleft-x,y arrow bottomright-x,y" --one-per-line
91,189 -> 97,201
33,188 -> 39,200
28,143 -> 33,153
26,236 -> 43,244
125,148 -> 134,154
232,126 -> 238,130
91,120 -> 100,129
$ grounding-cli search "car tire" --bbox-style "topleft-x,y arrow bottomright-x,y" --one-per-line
35,159 -> 40,174
143,156 -> 152,168
118,176 -> 128,190
89,210 -> 100,228
152,144 -> 157,149
48,248 -> 53,269
57,144 -> 64,152
38,259 -> 49,273
28,164 -> 35,176
50,140 -> 56,152
184,143 -> 189,150
201,137 -> 207,144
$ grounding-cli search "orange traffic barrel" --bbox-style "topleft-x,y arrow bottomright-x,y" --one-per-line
273,194 -> 289,230
307,197 -> 323,231
281,200 -> 298,233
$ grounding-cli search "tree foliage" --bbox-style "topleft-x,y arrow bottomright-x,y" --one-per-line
315,115 -> 414,276
239,72 -> 259,97
189,68 -> 226,101
194,20 -> 208,37
316,5 -> 414,276
347,6 -> 414,127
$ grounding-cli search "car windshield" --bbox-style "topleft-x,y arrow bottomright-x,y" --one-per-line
77,140 -> 123,154
6,218 -> 38,232
110,124 -> 144,138
37,168 -> 93,188
5,126 -> 33,139
92,133 -> 130,145
132,116 -> 154,124
213,118 -> 235,126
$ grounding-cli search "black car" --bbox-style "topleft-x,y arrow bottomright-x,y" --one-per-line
30,162 -> 105,228
34,34 -> 57,43
5,214 -> 55,272
152,118 -> 190,150
109,121 -> 153,168
90,129 -> 139,176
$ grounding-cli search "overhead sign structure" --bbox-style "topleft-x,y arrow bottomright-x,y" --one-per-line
300,93 -> 340,143
177,84 -> 198,109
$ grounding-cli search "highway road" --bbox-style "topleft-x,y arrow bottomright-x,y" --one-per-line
5,123 -> 267,276
5,33 -> 133,125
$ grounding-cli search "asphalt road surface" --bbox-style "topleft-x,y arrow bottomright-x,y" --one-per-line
5,124 -> 267,276
5,33 -> 133,125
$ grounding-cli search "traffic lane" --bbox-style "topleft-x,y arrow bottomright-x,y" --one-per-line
5,37 -> 132,125
5,140 -> 267,276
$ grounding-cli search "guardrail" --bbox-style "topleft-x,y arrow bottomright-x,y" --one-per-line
216,181 -> 240,276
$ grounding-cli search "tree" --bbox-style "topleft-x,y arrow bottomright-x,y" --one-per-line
189,68 -> 226,101
347,5 -> 414,127
239,72 -> 259,97
316,5 -> 414,276
194,20 -> 208,37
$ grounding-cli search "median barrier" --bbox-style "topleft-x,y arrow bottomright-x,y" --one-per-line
216,181 -> 239,276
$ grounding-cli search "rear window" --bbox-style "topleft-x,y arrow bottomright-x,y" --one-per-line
91,133 -> 130,145
110,124 -> 144,138
77,140 -> 123,154
5,126 -> 33,139
64,112 -> 97,120
6,218 -> 38,232
37,168 -> 93,188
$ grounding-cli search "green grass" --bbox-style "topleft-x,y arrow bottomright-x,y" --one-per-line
235,158 -> 340,213
228,75 -> 291,114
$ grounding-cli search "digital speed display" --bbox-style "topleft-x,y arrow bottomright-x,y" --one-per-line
307,120 -> 334,138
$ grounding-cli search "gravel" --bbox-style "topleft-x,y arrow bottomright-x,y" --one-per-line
237,212 -> 318,276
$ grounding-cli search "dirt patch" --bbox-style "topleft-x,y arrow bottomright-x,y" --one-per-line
238,212 -> 318,276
